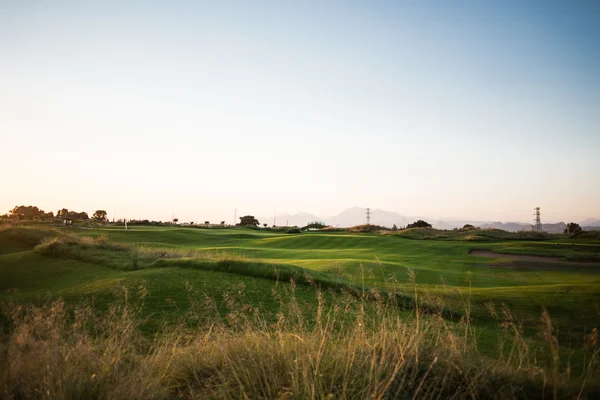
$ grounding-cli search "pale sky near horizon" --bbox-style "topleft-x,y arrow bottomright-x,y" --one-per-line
1,1 -> 599,224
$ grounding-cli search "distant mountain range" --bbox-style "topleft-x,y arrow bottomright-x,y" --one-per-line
581,218 -> 600,226
477,221 -> 569,234
259,207 -> 600,233
259,207 -> 410,228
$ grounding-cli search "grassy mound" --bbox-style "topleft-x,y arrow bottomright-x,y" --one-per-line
0,226 -> 60,254
152,258 -> 347,289
33,235 -> 132,270
386,228 -> 551,241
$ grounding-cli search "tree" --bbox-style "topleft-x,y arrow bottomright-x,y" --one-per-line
392,224 -> 398,231
406,220 -> 432,229
92,210 -> 108,221
190,221 -> 194,225
462,224 -> 475,229
71,211 -> 89,220
263,223 -> 268,228
564,222 -> 582,235
57,208 -> 69,219
304,221 -> 326,230
239,215 -> 259,227
173,218 -> 179,224
9,205 -> 45,220
55,208 -> 88,220
204,221 -> 210,226
221,221 -> 225,226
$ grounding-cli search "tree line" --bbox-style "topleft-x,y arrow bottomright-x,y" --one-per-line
1,205 -> 107,221
3,206 -> 586,235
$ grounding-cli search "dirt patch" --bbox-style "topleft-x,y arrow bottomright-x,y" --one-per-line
469,249 -> 600,270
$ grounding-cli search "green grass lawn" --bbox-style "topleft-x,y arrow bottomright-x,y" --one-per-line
2,225 -> 599,346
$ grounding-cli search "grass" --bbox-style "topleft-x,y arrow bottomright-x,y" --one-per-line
3,226 -> 599,330
2,284 -> 599,399
1,224 -> 599,398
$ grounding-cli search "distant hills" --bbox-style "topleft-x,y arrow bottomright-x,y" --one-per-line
328,207 -> 412,228
260,207 -> 410,229
259,207 -> 600,233
581,218 -> 600,226
477,221 -> 568,234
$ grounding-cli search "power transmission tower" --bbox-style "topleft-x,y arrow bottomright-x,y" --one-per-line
533,207 -> 542,232
366,208 -> 371,225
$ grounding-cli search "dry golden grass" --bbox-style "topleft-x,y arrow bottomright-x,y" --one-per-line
1,277 -> 599,400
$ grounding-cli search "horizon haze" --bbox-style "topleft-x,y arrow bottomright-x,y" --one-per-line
1,1 -> 599,224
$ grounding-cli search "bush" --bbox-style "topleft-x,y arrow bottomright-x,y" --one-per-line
349,224 -> 388,233
303,221 -> 327,230
564,222 -> 582,235
126,219 -> 164,226
406,220 -> 432,229
238,215 -> 259,227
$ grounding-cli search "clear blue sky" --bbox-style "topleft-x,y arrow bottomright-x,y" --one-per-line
1,0 -> 599,223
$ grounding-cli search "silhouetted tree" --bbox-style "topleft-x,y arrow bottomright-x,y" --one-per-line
406,220 -> 432,229
263,223 -> 268,228
92,210 -> 108,221
239,215 -> 259,227
304,221 -> 326,229
564,222 -> 582,234
173,218 -> 179,224
221,221 -> 225,226
392,224 -> 398,231
9,205 -> 46,220
55,208 -> 88,220
204,221 -> 210,226
57,208 -> 69,219
462,224 -> 475,229
71,211 -> 89,220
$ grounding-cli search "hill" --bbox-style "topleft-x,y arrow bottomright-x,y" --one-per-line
259,207 -> 599,232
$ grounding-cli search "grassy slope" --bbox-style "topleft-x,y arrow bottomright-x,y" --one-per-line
0,228 -> 323,331
77,227 -> 600,341
2,225 -> 599,345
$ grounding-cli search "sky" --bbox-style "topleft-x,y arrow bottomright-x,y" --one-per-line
1,0 -> 599,224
